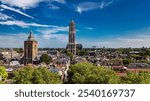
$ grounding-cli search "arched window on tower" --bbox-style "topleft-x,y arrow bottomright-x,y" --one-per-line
28,44 -> 30,58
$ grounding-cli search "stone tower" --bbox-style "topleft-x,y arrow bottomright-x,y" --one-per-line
24,31 -> 38,65
67,20 -> 76,55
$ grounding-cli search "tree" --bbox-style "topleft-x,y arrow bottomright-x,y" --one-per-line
123,59 -> 133,66
131,54 -> 141,60
61,49 -> 68,54
40,54 -> 52,65
121,72 -> 138,84
121,71 -> 150,84
138,71 -> 150,83
0,81 -> 4,84
116,48 -> 123,54
13,48 -> 23,53
67,52 -> 73,60
77,50 -> 88,56
32,67 -> 61,84
13,67 -> 62,84
0,66 -> 8,83
67,62 -> 120,84
13,67 -> 34,84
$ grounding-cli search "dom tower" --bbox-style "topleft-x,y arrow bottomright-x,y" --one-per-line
67,20 -> 76,55
24,31 -> 38,65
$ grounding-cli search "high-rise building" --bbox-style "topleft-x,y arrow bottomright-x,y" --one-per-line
67,20 -> 76,55
24,31 -> 38,65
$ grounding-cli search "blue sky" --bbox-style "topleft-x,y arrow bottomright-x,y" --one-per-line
0,0 -> 150,48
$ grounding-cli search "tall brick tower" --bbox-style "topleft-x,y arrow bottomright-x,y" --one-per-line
24,31 -> 38,65
67,20 -> 76,55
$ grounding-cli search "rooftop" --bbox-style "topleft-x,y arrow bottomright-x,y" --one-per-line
27,31 -> 37,42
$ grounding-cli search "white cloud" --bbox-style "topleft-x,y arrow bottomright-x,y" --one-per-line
117,38 -> 144,43
0,8 -> 4,11
76,0 -> 114,14
40,26 -> 68,33
38,26 -> 68,42
0,20 -> 54,28
1,26 -> 150,48
42,33 -> 68,42
112,37 -> 150,48
49,4 -> 59,10
77,26 -> 150,48
0,12 -> 57,28
77,38 -> 112,48
100,0 -> 114,9
0,33 -> 67,48
0,33 -> 27,48
80,38 -> 150,48
76,7 -> 82,14
84,27 -> 94,30
53,0 -> 66,4
0,0 -> 66,9
0,13 -> 13,20
0,4 -> 35,19
76,2 -> 100,14
0,0 -> 42,9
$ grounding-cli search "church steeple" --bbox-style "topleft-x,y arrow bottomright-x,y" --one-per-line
71,19 -> 74,23
69,20 -> 75,26
67,20 -> 76,55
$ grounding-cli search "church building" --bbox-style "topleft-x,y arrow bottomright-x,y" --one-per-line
24,31 -> 38,65
67,20 -> 76,55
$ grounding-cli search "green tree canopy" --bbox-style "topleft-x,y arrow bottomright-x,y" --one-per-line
40,54 -> 52,65
121,71 -> 150,84
77,50 -> 88,56
0,66 -> 8,82
67,62 -> 120,84
61,49 -> 68,54
13,67 -> 62,84
13,48 -> 23,53
67,52 -> 73,60
123,59 -> 134,66
131,54 -> 141,60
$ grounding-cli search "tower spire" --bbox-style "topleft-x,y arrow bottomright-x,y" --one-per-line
70,19 -> 74,25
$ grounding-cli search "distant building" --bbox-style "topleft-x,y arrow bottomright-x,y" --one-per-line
48,50 -> 59,57
38,50 -> 47,56
76,44 -> 83,50
9,61 -> 20,67
129,51 -> 139,54
128,63 -> 150,72
128,63 -> 150,68
0,49 -> 20,60
67,20 -> 76,55
24,31 -> 38,65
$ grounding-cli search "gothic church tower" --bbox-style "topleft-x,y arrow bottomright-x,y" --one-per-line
67,20 -> 76,55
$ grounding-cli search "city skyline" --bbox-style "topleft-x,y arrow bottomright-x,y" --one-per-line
0,0 -> 150,48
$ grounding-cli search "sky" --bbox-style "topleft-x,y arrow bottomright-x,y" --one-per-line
0,0 -> 150,48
